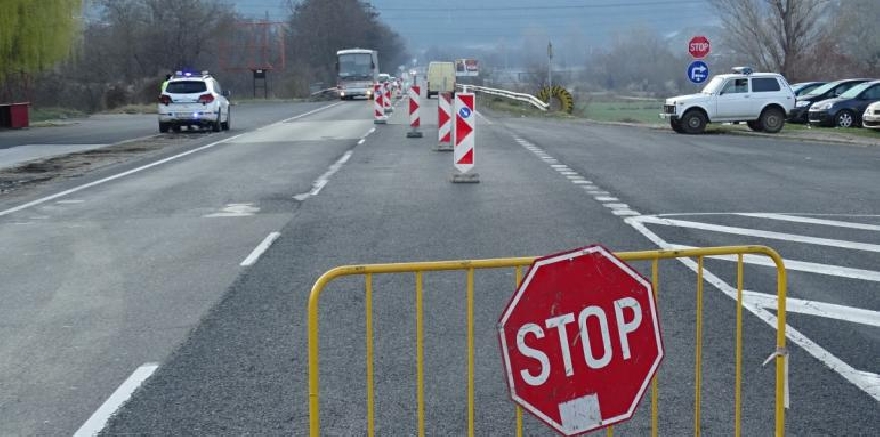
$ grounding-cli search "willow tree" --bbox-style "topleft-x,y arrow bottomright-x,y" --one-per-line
0,0 -> 84,82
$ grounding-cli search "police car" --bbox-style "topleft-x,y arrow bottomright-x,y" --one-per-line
158,70 -> 231,133
660,67 -> 795,134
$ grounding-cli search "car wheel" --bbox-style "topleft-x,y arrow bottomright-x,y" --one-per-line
759,107 -> 785,133
746,120 -> 764,132
670,118 -> 684,133
172,125 -> 182,133
221,110 -> 230,131
159,122 -> 169,133
212,112 -> 222,132
681,109 -> 707,134
834,110 -> 855,128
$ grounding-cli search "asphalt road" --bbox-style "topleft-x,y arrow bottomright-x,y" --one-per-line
0,98 -> 370,435
1,95 -> 877,436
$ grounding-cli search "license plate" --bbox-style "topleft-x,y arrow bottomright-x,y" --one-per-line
175,112 -> 195,117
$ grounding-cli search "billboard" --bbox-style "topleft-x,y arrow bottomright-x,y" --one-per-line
455,59 -> 479,77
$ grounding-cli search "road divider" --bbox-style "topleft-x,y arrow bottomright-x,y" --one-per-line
436,92 -> 453,151
383,82 -> 392,114
373,84 -> 386,125
451,93 -> 479,183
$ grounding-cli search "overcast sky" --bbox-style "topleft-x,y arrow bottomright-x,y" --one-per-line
229,0 -> 720,51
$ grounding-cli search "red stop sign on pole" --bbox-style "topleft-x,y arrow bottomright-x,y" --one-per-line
498,246 -> 663,435
689,36 -> 711,59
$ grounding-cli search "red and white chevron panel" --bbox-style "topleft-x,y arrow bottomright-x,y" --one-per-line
374,84 -> 384,120
383,82 -> 391,111
409,85 -> 421,128
438,92 -> 452,143
454,93 -> 475,173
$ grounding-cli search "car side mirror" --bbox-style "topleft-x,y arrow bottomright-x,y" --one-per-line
222,90 -> 231,97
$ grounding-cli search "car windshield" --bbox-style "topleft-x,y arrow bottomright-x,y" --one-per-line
165,81 -> 207,94
838,82 -> 873,99
700,76 -> 725,94
804,81 -> 842,96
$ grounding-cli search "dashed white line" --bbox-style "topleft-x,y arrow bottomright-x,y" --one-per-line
240,232 -> 281,266
293,150 -> 354,201
595,196 -> 619,202
73,363 -> 159,437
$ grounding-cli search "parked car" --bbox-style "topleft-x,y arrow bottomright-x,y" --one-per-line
790,81 -> 826,96
861,101 -> 880,131
660,67 -> 794,134
788,78 -> 875,123
808,80 -> 880,127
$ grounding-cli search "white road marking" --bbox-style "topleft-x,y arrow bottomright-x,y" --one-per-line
605,203 -> 630,209
627,218 -> 880,401
633,215 -> 880,253
586,191 -> 611,196
204,203 -> 260,218
240,232 -> 281,266
737,213 -> 880,232
281,102 -> 341,123
572,180 -> 593,185
293,150 -> 354,201
595,196 -> 619,202
666,244 -> 880,282
56,199 -> 85,204
475,110 -> 493,125
73,363 -> 159,437
743,290 -> 880,328
550,164 -> 569,168
0,134 -> 242,218
611,210 -> 640,216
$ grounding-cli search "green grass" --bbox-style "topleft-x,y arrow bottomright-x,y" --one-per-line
780,123 -> 880,139
577,100 -> 664,124
29,107 -> 85,122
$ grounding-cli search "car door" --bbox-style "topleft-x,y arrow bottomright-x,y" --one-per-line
714,78 -> 752,119
750,76 -> 788,113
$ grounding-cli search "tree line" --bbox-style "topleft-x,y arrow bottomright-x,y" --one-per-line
0,0 -> 408,111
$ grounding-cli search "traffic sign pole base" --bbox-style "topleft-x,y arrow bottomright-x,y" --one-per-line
450,172 -> 480,183
434,143 -> 454,151
384,108 -> 393,114
406,131 -> 423,138
374,119 -> 387,125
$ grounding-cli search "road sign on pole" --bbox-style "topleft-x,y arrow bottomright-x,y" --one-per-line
373,84 -> 386,125
689,36 -> 711,59
407,85 -> 423,139
498,245 -> 663,435
436,92 -> 453,151
451,93 -> 478,183
687,60 -> 709,84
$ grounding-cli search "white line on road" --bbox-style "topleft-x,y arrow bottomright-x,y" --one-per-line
666,244 -> 880,282
595,196 -> 619,202
737,213 -> 880,232
0,134 -> 242,218
240,232 -> 281,266
281,102 -> 341,123
627,218 -> 880,401
74,363 -> 159,437
743,290 -> 880,328
633,215 -> 880,253
293,150 -> 354,201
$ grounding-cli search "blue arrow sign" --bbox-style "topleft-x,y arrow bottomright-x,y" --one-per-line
687,60 -> 709,84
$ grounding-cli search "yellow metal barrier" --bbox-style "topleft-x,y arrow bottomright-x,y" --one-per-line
307,245 -> 788,436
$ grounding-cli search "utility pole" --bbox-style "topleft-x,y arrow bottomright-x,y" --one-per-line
547,41 -> 553,88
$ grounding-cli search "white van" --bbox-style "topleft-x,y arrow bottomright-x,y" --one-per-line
427,61 -> 455,99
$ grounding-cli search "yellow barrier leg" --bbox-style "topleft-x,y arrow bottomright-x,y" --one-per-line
416,272 -> 425,437
735,256 -> 743,437
366,273 -> 376,437
514,266 -> 524,437
694,256 -> 704,437
467,268 -> 475,437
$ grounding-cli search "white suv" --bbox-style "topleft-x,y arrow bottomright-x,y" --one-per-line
158,71 -> 231,133
660,67 -> 795,134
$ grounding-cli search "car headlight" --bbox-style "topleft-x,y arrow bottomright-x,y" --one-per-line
795,100 -> 811,108
813,102 -> 833,110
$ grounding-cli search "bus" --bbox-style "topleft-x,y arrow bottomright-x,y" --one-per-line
336,49 -> 379,100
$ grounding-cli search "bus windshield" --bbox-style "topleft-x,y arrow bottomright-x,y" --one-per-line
338,53 -> 374,81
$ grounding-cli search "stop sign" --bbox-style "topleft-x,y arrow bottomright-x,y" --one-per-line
689,35 -> 711,59
498,246 -> 663,435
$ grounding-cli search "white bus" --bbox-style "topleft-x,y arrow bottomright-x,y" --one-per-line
336,49 -> 379,100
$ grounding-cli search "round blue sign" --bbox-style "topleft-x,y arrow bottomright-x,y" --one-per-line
458,107 -> 472,118
687,60 -> 709,84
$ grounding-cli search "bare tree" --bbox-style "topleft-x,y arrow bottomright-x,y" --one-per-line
829,0 -> 880,76
709,0 -> 831,81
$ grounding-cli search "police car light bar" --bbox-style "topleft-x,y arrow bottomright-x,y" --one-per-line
732,66 -> 754,75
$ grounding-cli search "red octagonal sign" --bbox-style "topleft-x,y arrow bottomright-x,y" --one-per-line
498,245 -> 663,435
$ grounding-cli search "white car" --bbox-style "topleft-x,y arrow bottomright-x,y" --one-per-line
158,71 -> 231,133
864,101 -> 880,131
660,67 -> 795,134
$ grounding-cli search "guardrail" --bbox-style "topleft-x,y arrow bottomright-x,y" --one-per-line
456,84 -> 550,111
